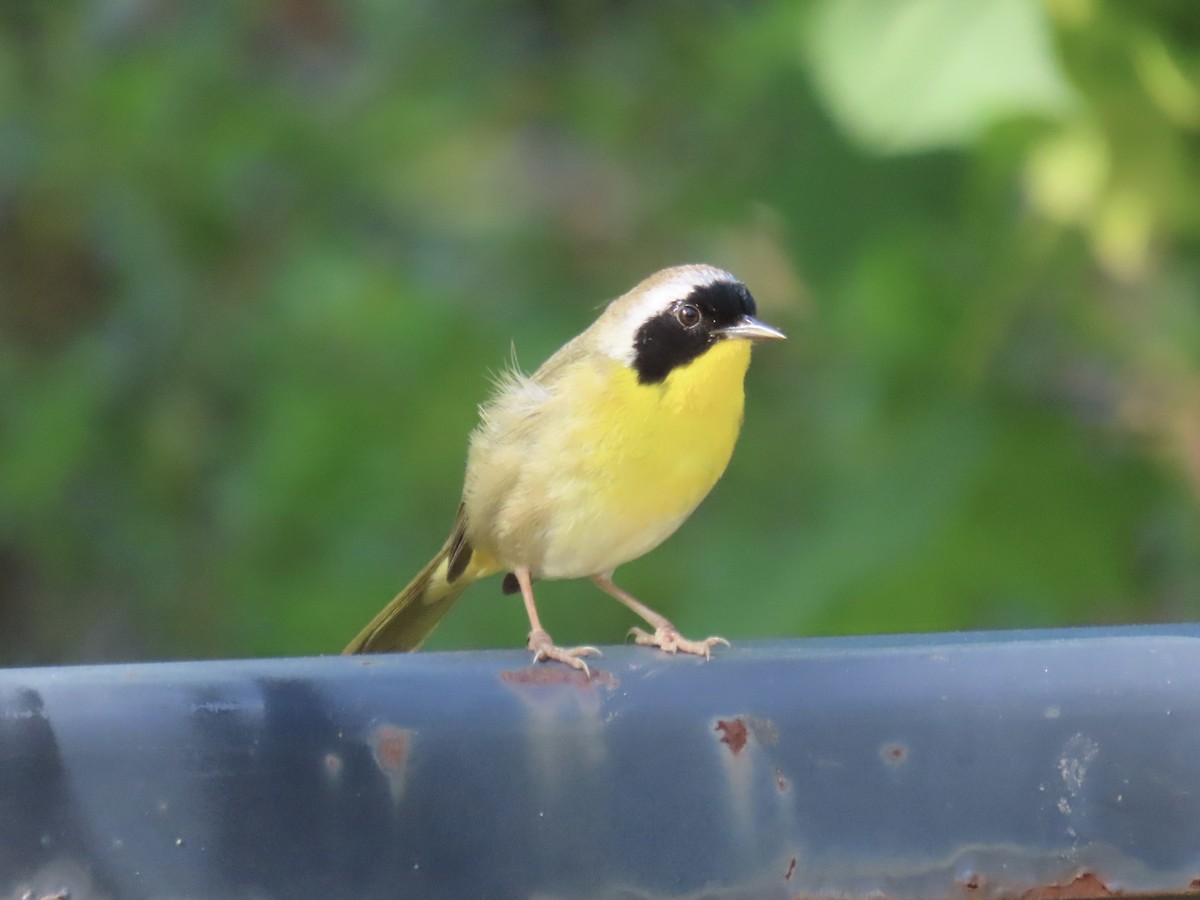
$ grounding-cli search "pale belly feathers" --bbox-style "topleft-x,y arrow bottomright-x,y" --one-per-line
463,338 -> 751,579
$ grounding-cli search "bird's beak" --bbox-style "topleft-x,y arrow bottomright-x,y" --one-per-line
718,315 -> 787,342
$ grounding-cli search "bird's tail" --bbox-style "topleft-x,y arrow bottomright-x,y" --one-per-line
344,505 -> 496,654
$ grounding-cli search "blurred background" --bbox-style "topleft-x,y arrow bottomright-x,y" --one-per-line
1,0 -> 1198,665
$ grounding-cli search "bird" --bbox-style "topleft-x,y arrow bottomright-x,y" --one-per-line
344,264 -> 785,672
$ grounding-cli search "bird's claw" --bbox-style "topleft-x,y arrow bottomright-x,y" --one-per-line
528,629 -> 602,677
628,626 -> 730,659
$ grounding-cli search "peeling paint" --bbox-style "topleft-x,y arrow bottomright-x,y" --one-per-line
1056,733 -> 1100,833
746,715 -> 779,747
1059,735 -> 1099,796
7,860 -> 103,900
189,699 -> 260,715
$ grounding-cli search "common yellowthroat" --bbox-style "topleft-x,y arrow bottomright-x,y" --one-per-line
345,265 -> 784,671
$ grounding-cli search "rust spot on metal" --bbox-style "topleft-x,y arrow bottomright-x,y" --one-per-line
711,714 -> 776,755
368,724 -> 414,804
1019,872 -> 1112,899
499,667 -> 617,689
785,857 -> 796,881
715,717 -> 748,755
881,742 -> 909,767
959,872 -> 984,892
370,725 -> 411,774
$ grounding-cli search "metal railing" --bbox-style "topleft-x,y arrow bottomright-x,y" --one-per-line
3,625 -> 1200,898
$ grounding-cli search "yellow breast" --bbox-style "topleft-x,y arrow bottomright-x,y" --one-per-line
534,338 -> 752,578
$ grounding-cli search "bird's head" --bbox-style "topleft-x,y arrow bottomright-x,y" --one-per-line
593,265 -> 785,385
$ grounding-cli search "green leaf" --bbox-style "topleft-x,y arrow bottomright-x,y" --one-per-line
803,0 -> 1077,153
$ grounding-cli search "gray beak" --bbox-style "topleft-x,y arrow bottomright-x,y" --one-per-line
718,315 -> 787,342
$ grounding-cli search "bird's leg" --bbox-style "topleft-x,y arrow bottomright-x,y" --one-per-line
515,567 -> 601,675
591,572 -> 730,659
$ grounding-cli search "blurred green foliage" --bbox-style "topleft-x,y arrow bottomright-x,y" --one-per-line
1,0 -> 1198,665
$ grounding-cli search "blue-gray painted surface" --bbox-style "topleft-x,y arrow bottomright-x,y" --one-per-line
3,626 -> 1200,898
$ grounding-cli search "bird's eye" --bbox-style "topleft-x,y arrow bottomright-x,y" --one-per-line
675,304 -> 701,328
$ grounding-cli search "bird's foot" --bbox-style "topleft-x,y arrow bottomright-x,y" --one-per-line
528,628 -> 602,677
629,626 -> 729,659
